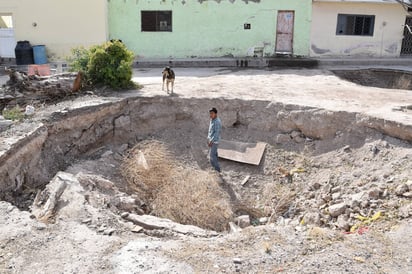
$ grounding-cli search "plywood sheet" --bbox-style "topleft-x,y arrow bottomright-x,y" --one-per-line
218,140 -> 266,166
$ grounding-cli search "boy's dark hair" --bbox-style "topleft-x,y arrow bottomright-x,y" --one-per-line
209,107 -> 218,114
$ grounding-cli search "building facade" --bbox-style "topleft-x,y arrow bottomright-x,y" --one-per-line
0,0 -> 108,61
311,0 -> 410,57
108,0 -> 312,59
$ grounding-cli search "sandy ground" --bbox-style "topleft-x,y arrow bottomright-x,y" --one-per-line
132,67 -> 412,125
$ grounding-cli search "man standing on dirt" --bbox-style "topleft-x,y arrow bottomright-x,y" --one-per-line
208,107 -> 222,172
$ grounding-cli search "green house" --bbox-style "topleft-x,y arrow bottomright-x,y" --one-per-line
108,0 -> 312,59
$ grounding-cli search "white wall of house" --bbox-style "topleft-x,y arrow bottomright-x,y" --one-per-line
311,1 -> 408,57
0,0 -> 108,61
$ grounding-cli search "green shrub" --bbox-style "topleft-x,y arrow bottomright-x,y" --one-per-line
68,40 -> 135,89
2,106 -> 24,121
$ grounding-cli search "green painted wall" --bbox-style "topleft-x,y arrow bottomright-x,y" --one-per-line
108,0 -> 311,59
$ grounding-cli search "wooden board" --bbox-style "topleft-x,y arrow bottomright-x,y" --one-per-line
218,140 -> 266,166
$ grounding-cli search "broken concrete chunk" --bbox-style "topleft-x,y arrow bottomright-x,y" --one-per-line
368,188 -> 381,199
395,184 -> 409,196
336,215 -> 350,231
235,215 -> 250,228
32,173 -> 69,222
328,202 -> 347,217
402,192 -> 412,198
131,225 -> 144,233
103,228 -> 116,236
398,204 -> 412,218
302,212 -> 321,226
290,130 -> 301,139
124,213 -> 214,237
241,175 -> 251,187
228,222 -> 242,234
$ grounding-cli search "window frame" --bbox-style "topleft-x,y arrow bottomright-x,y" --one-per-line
141,10 -> 172,32
336,14 -> 375,37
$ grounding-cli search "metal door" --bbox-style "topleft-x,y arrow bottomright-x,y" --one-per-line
275,11 -> 294,54
0,28 -> 16,58
401,17 -> 412,56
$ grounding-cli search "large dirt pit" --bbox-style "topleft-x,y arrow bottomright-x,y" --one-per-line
1,68 -> 412,273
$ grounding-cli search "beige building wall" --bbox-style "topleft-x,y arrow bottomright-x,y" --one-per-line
0,0 -> 107,61
311,2 -> 408,57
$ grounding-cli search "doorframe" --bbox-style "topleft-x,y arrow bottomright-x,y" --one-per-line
275,10 -> 295,55
0,13 -> 16,59
401,16 -> 412,56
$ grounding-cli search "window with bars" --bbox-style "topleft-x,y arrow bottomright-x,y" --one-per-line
141,11 -> 172,32
336,14 -> 375,36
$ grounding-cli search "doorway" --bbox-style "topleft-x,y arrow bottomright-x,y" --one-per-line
0,14 -> 16,58
401,17 -> 412,56
275,11 -> 294,55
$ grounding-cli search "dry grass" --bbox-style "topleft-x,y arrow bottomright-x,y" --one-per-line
261,182 -> 296,223
121,140 -> 233,231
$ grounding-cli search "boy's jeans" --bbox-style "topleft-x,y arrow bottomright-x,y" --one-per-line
209,143 -> 221,172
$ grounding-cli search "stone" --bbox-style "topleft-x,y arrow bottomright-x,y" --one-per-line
114,196 -> 136,211
368,188 -> 381,199
35,222 -> 47,231
332,192 -> 341,200
24,105 -> 35,116
103,228 -> 116,236
293,136 -> 305,143
328,202 -> 347,217
6,205 -> 14,213
233,258 -> 242,264
0,118 -> 13,131
81,218 -> 92,224
131,225 -> 144,233
228,222 -> 242,234
121,212 -> 129,218
290,130 -> 301,138
258,217 -> 268,225
395,184 -> 409,196
350,192 -> 365,208
402,192 -> 412,198
235,215 -> 250,228
342,145 -> 351,152
406,180 -> 412,191
336,215 -> 350,231
398,204 -> 412,218
310,182 -> 322,190
302,212 -> 321,226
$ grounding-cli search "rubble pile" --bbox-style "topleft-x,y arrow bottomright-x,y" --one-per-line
0,69 -> 80,112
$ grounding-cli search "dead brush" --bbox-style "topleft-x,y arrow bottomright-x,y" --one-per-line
261,182 -> 297,223
121,140 -> 233,231
154,167 -> 233,231
121,140 -> 174,202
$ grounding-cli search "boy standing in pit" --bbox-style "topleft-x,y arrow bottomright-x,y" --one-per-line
207,107 -> 222,172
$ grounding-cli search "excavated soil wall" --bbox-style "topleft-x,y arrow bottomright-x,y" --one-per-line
1,96 -> 412,205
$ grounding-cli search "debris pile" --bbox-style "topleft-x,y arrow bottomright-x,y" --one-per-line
122,140 -> 233,231
0,68 -> 80,111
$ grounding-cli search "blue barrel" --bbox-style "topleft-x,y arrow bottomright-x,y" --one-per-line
15,41 -> 34,65
33,45 -> 48,64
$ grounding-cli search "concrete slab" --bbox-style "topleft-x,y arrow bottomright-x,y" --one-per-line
218,140 -> 266,166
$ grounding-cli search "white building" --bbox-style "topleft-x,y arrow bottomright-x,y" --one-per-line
311,0 -> 412,57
